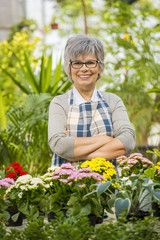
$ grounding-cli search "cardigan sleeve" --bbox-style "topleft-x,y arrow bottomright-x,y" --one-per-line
102,92 -> 136,155
48,95 -> 75,159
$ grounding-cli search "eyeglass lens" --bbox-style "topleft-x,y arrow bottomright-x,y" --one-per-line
71,60 -> 98,69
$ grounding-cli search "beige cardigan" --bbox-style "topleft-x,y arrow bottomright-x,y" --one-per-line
48,90 -> 135,159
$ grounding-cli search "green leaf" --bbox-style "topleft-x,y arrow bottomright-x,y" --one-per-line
147,188 -> 160,201
0,89 -> 7,129
83,190 -> 97,199
79,203 -> 91,216
3,68 -> 31,94
11,212 -> 20,222
97,181 -> 111,196
18,202 -> 28,215
67,195 -> 79,205
115,198 -> 131,217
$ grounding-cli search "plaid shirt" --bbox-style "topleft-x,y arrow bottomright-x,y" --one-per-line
52,89 -> 113,166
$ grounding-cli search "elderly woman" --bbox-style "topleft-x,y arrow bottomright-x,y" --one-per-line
48,34 -> 135,167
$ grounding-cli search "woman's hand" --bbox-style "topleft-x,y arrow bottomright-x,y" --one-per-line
72,135 -> 125,161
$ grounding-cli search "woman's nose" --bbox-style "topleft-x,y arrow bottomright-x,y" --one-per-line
80,63 -> 88,70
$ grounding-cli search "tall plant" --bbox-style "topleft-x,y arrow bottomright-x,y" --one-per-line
0,52 -> 72,175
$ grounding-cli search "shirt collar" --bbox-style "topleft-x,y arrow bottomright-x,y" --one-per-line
73,87 -> 98,105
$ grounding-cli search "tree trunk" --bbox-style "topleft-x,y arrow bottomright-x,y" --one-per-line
81,0 -> 88,34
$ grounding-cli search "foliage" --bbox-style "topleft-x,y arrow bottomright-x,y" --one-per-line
117,152 -> 154,177
107,175 -> 160,217
142,162 -> 160,185
91,217 -> 159,240
3,52 -> 71,95
100,0 -> 160,144
8,18 -> 38,41
0,215 -> 159,239
0,177 -> 14,223
0,52 -> 72,174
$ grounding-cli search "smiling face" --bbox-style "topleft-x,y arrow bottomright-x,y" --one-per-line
70,53 -> 101,93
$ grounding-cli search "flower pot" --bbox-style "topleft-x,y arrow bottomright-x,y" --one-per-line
48,209 -> 67,222
152,202 -> 160,219
127,210 -> 151,221
95,209 -> 105,224
5,207 -> 23,226
88,214 -> 97,226
51,23 -> 58,30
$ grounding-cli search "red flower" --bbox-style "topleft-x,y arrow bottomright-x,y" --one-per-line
5,167 -> 10,171
10,162 -> 20,167
19,171 -> 28,176
14,166 -> 23,173
5,162 -> 28,180
7,172 -> 16,179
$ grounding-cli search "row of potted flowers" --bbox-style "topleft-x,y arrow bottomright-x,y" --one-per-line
0,151 -> 160,226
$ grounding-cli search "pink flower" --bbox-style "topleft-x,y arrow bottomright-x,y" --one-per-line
60,179 -> 68,183
78,184 -> 86,188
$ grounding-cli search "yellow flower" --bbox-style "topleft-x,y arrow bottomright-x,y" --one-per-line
124,34 -> 130,40
80,157 -> 116,181
131,39 -> 136,45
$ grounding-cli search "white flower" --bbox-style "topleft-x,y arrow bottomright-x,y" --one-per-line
48,166 -> 59,173
31,177 -> 44,185
121,177 -> 129,181
18,192 -> 23,198
20,185 -> 28,191
16,174 -> 32,184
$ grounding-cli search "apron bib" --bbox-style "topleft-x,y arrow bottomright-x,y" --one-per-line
52,90 -> 114,167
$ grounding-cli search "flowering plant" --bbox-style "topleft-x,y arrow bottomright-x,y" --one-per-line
41,163 -> 105,217
0,176 -> 15,222
5,174 -> 45,220
5,162 -> 28,180
117,153 -> 154,177
80,158 -> 116,181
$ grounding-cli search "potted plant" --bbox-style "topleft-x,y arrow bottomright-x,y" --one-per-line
3,161 -> 28,226
5,174 -> 45,221
106,175 -> 160,219
67,167 -> 108,226
0,176 -> 15,225
41,163 -> 106,225
80,157 -> 117,223
40,163 -> 77,221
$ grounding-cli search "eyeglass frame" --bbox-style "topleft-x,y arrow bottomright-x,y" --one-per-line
69,59 -> 102,69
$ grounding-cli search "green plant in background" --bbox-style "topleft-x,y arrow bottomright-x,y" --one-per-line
0,50 -> 72,175
8,18 -> 38,41
99,0 -> 160,145
0,31 -> 41,126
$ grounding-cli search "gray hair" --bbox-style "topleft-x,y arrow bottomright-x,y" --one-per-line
64,34 -> 104,82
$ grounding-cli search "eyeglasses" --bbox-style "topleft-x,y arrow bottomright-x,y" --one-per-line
69,59 -> 101,69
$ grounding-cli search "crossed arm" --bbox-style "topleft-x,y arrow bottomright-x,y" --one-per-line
72,135 -> 125,161
48,93 -> 135,162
